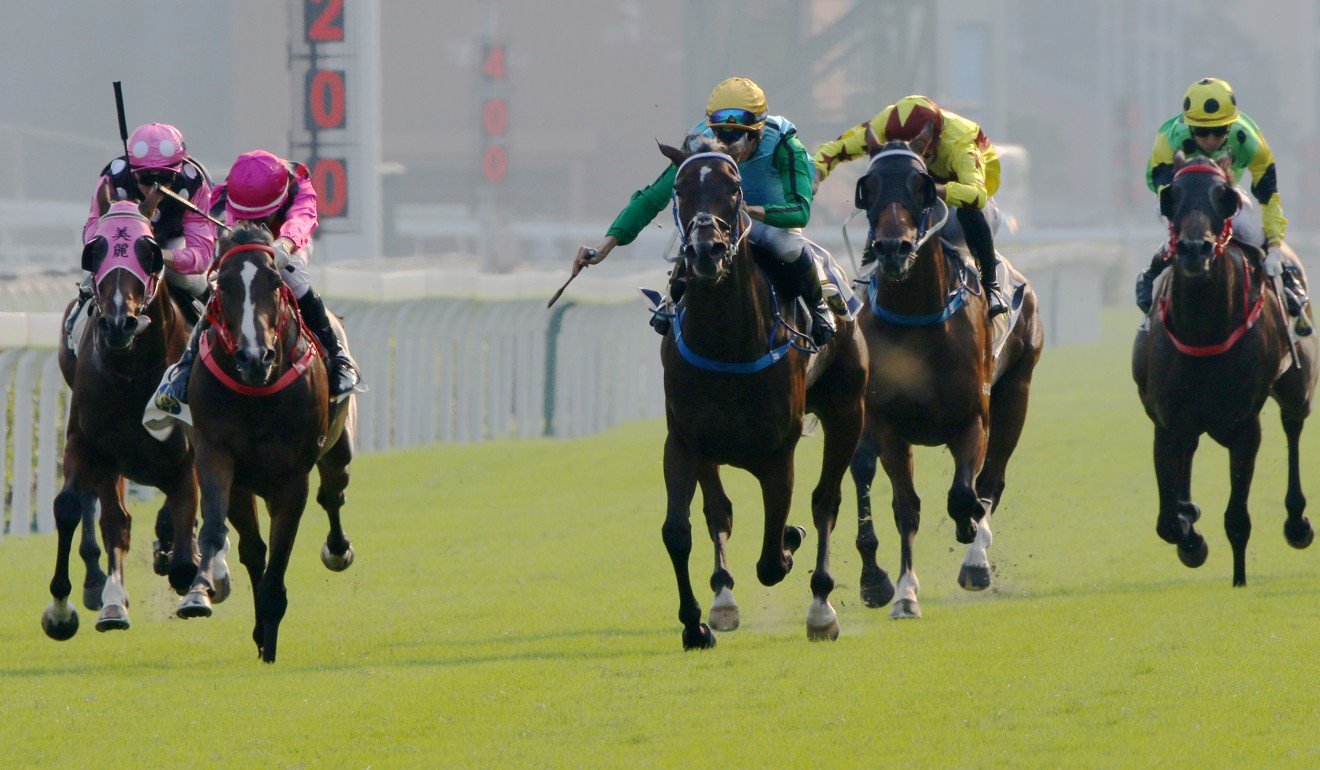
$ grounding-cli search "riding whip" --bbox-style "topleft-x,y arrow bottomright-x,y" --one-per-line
547,249 -> 592,308
113,81 -> 132,174
151,183 -> 229,230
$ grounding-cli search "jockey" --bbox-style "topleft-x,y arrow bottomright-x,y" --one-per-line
573,76 -> 836,346
68,122 -> 214,345
1138,77 -> 1311,335
813,95 -> 1009,317
152,150 -> 360,418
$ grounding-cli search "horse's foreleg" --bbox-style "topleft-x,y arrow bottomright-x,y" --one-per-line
1223,419 -> 1261,587
255,478 -> 309,664
697,464 -> 738,632
163,465 -> 199,595
1154,426 -> 1207,568
93,478 -> 131,632
43,445 -> 98,640
878,427 -> 922,619
226,488 -> 266,653
754,450 -> 798,589
947,417 -> 989,545
152,500 -> 172,577
662,435 -> 712,649
77,490 -> 106,611
179,444 -> 233,619
1281,413 -> 1314,549
850,434 -> 894,608
315,439 -> 354,572
803,403 -> 862,642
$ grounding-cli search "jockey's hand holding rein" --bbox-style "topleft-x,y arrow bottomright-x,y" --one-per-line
745,205 -> 766,222
573,235 -> 617,276
1264,243 -> 1284,278
273,237 -> 298,271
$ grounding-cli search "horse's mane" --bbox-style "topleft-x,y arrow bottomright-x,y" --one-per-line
225,222 -> 274,248
686,135 -> 729,156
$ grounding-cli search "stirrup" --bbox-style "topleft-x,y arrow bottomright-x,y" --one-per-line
808,302 -> 836,347
1296,313 -> 1314,337
985,286 -> 1009,318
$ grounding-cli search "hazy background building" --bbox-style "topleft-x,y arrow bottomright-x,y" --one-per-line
3,0 -> 1319,268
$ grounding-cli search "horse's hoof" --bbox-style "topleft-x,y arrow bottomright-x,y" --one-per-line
708,588 -> 739,632
806,599 -> 839,641
889,598 -> 922,619
95,604 -> 130,633
177,590 -> 213,619
859,566 -> 895,608
82,581 -> 105,612
1285,517 -> 1314,549
168,561 -> 198,596
958,564 -> 992,591
682,622 -> 717,650
41,603 -> 79,641
321,542 -> 355,572
783,525 -> 807,554
152,541 -> 171,576
1177,536 -> 1209,569
213,573 -> 232,605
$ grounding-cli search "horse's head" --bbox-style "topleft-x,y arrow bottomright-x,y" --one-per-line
659,136 -> 747,283
1161,152 -> 1240,278
211,221 -> 286,386
855,123 -> 941,280
81,185 -> 164,350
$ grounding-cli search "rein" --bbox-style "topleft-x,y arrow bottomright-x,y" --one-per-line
1158,244 -> 1264,357
201,242 -> 323,396
866,248 -> 972,327
673,270 -> 814,374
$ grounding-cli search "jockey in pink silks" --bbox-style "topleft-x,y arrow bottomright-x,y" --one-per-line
68,122 -> 215,347
151,150 -> 360,421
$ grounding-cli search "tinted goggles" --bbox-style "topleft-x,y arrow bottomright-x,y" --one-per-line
1191,125 -> 1228,138
708,108 -> 762,128
134,168 -> 178,187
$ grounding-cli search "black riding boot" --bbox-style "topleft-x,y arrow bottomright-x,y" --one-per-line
1135,248 -> 1169,314
786,250 -> 835,347
958,206 -> 1007,317
1282,267 -> 1314,336
154,317 -> 205,416
64,274 -> 94,343
297,291 -> 360,396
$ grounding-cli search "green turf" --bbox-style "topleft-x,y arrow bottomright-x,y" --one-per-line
2,309 -> 1319,767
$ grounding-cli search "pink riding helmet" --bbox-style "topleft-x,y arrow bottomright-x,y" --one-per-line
128,123 -> 187,171
225,150 -> 291,219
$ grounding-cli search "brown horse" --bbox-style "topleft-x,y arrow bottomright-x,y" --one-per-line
1133,153 -> 1317,585
849,129 -> 1043,618
656,138 -> 867,649
176,223 -> 356,662
42,187 -> 198,639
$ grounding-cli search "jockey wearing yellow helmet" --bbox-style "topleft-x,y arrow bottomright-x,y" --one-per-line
812,95 -> 1008,317
573,77 -> 835,345
1138,77 -> 1310,334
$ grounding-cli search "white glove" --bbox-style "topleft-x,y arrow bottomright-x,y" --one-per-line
1264,245 -> 1284,278
160,248 -> 175,270
272,239 -> 293,270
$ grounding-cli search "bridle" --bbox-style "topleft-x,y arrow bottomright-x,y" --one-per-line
205,242 -> 321,359
856,148 -> 949,279
1165,162 -> 1238,260
671,152 -> 752,262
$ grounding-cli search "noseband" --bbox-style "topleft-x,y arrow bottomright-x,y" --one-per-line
671,152 -> 752,257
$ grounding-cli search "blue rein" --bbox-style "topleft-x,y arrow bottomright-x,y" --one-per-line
866,250 -> 972,327
673,273 -> 814,374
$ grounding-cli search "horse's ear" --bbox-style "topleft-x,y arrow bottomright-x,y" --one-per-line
135,235 -> 163,275
81,235 -> 107,273
96,181 -> 113,216
864,123 -> 883,156
910,122 -> 936,157
139,185 -> 163,221
1172,150 -> 1187,171
1159,185 -> 1179,221
657,141 -> 687,168
1216,151 -> 1233,177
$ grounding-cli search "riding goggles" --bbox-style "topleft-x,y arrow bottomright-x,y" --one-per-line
134,168 -> 177,187
1191,125 -> 1228,138
707,108 -> 764,130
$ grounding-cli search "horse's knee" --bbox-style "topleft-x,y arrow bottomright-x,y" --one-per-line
54,491 -> 83,532
256,581 -> 288,622
661,517 -> 692,555
948,485 -> 984,521
316,488 -> 345,511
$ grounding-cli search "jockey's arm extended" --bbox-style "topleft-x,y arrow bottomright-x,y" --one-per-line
812,119 -> 875,182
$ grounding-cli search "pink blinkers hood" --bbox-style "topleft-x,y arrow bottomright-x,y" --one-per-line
91,200 -> 159,297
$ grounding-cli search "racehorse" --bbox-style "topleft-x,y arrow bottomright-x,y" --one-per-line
849,126 -> 1042,619
656,137 -> 868,649
1133,153 -> 1317,585
176,222 -> 357,663
42,186 -> 198,639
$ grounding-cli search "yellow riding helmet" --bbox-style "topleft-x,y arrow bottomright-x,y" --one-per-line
706,77 -> 767,133
1182,77 -> 1238,128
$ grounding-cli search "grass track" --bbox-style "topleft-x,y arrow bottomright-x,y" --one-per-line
2,309 -> 1319,767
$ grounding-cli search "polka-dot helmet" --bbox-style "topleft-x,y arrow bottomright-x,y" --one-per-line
127,123 -> 187,171
1182,78 -> 1238,128
884,95 -> 945,142
225,150 -> 291,220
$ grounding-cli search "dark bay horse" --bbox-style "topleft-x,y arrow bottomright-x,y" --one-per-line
1133,153 -> 1317,585
850,128 -> 1042,618
656,138 -> 867,648
43,188 -> 197,639
176,223 -> 357,662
